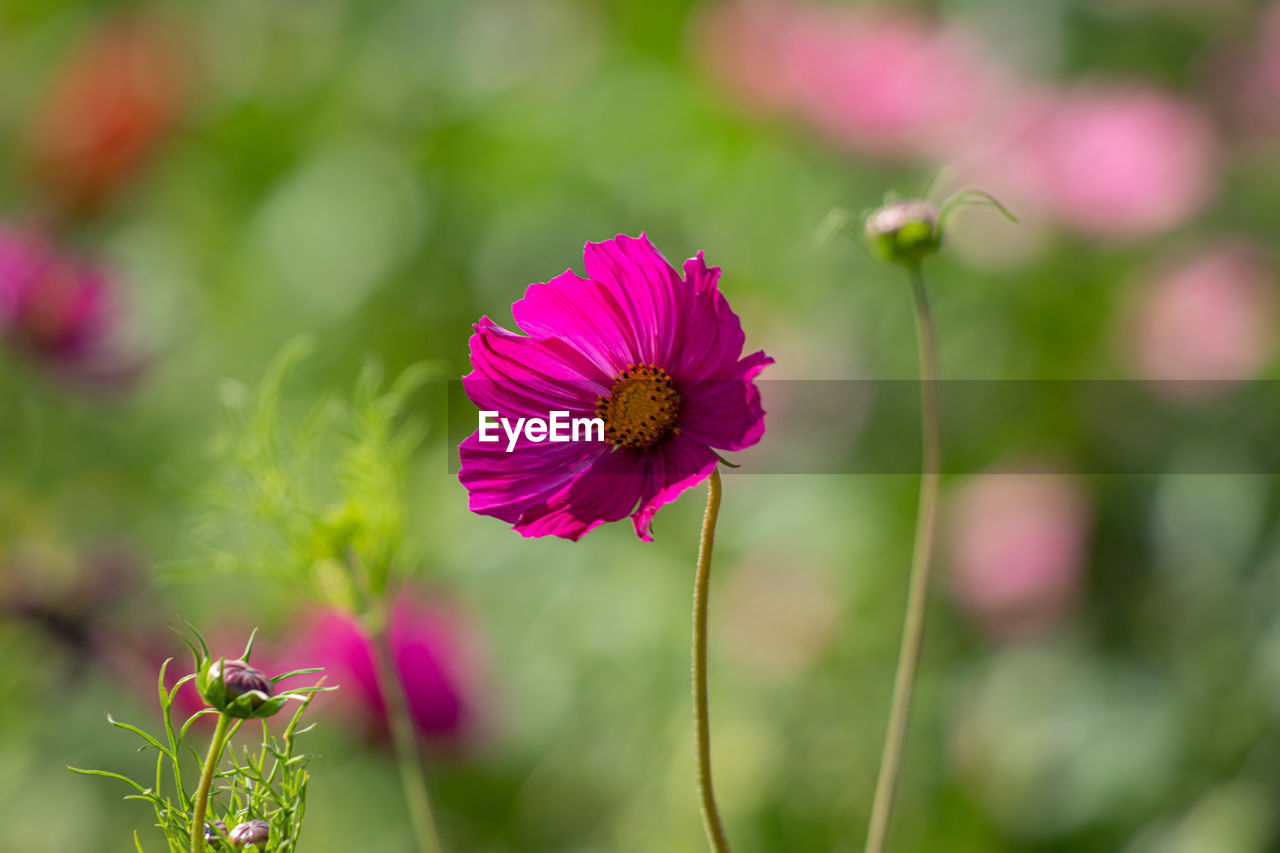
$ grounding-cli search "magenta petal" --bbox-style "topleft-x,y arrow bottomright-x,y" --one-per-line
390,598 -> 468,736
631,435 -> 719,541
511,268 -> 643,376
286,596 -> 472,740
511,446 -> 647,540
317,611 -> 382,706
678,350 -> 774,452
464,318 -> 606,418
669,252 -> 749,379
49,269 -> 110,360
581,234 -> 685,366
459,432 -> 607,524
0,227 -> 113,365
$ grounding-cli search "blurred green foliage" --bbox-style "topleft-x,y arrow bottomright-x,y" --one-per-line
2,1 -> 1280,852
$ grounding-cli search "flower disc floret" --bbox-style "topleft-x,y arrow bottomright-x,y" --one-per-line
596,363 -> 681,449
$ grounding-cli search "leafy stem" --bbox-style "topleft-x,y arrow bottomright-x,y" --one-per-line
191,712 -> 233,853
72,623 -> 327,852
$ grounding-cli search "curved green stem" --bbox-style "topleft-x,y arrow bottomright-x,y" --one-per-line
370,611 -> 446,853
863,265 -> 942,853
693,467 -> 731,853
191,712 -> 232,853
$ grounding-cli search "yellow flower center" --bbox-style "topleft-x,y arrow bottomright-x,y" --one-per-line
595,363 -> 681,449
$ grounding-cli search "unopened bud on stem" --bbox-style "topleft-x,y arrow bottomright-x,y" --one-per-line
205,819 -> 228,848
199,658 -> 275,718
229,819 -> 269,849
864,200 -> 941,267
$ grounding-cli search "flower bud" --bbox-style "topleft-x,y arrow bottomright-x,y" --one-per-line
205,820 -> 228,848
228,819 -> 269,849
200,659 -> 273,717
864,200 -> 941,267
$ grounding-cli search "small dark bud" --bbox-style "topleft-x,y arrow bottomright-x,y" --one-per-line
201,659 -> 273,716
229,819 -> 270,849
205,820 -> 228,848
209,659 -> 272,705
864,200 -> 941,267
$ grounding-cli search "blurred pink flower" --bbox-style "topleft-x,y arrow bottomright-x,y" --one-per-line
947,471 -> 1091,640
1209,3 -> 1280,140
786,11 -> 1001,159
1125,240 -> 1275,397
695,0 -> 802,115
968,86 -> 1218,239
1255,4 -> 1280,101
696,2 -> 1004,160
0,227 -> 130,381
1032,88 -> 1218,237
700,4 -> 1218,239
276,592 -> 480,743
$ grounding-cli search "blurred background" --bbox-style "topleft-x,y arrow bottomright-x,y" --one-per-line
3,0 -> 1280,850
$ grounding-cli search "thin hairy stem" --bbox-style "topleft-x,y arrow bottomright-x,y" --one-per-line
191,712 -> 232,853
863,265 -> 942,853
370,612 -> 446,853
693,467 -> 731,853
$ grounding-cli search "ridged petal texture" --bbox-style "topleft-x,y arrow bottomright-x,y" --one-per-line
459,234 -> 772,541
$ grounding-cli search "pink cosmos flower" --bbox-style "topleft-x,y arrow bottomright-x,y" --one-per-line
275,595 -> 479,742
697,2 -> 1002,161
964,85 -> 1218,240
1209,3 -> 1280,140
695,0 -> 802,115
1125,240 -> 1275,399
781,9 -> 1000,160
0,227 -> 124,378
459,234 -> 772,541
1250,4 -> 1280,126
947,471 -> 1091,640
1031,87 -> 1218,238
1260,1 -> 1280,87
